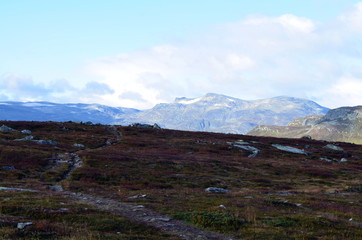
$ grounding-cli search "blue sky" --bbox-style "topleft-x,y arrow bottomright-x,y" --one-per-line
1,0 -> 362,108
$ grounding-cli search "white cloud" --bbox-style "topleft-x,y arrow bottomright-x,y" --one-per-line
3,3 -> 362,109
339,2 -> 362,32
0,73 -> 115,104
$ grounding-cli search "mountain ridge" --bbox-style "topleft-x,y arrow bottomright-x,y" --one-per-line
0,93 -> 329,134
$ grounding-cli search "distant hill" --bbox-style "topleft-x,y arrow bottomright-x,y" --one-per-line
117,93 -> 329,133
0,94 -> 329,134
248,106 -> 362,144
0,101 -> 139,123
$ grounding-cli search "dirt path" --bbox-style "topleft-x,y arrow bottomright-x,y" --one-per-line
52,189 -> 234,240
44,126 -> 235,240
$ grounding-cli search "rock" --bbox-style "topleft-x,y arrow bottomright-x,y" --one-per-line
324,144 -> 344,152
130,123 -> 161,129
21,130 -> 32,134
301,135 -> 312,140
219,204 -> 226,209
320,157 -> 333,163
0,125 -> 15,132
244,196 -> 253,199
340,158 -> 348,162
205,187 -> 230,193
73,143 -> 85,148
149,217 -> 171,222
272,144 -> 309,155
34,140 -> 58,145
15,135 -> 34,141
228,142 -> 260,157
2,166 -> 15,170
235,140 -> 250,145
17,222 -> 33,230
128,194 -> 147,199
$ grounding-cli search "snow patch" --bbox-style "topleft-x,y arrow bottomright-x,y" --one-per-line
177,97 -> 202,105
22,102 -> 54,107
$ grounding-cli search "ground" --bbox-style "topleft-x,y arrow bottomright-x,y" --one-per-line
0,121 -> 361,239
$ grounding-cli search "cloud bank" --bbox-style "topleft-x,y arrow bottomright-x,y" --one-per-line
2,3 -> 362,109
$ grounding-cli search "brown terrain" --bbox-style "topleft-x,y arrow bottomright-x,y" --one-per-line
0,120 -> 361,239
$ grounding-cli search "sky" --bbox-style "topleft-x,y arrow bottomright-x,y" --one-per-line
1,0 -> 362,109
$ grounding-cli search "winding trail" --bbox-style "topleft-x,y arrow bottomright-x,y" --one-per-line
46,126 -> 235,240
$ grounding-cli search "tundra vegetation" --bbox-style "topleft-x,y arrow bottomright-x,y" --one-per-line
0,121 -> 361,239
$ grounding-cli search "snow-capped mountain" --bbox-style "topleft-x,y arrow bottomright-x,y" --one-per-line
0,101 -> 139,124
116,93 -> 329,133
0,94 -> 329,134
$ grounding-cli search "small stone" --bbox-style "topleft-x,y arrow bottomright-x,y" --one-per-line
205,187 -> 230,193
15,135 -> 34,141
21,130 -> 32,134
134,205 -> 145,208
73,143 -> 85,148
128,194 -> 147,199
320,157 -> 333,162
340,158 -> 348,162
219,204 -> 226,209
2,166 -> 15,170
157,217 -> 171,222
34,139 -> 58,145
17,222 -> 32,230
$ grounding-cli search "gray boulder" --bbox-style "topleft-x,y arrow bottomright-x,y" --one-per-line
272,144 -> 309,155
0,125 -> 15,132
17,222 -> 33,230
324,144 -> 344,152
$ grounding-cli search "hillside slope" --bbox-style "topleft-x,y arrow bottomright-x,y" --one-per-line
248,106 -> 362,144
0,121 -> 361,239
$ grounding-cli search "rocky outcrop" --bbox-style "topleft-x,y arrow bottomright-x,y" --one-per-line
248,106 -> 362,144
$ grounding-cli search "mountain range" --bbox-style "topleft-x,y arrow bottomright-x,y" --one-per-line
115,93 -> 329,133
0,93 -> 329,134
